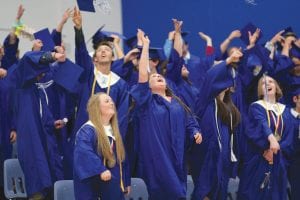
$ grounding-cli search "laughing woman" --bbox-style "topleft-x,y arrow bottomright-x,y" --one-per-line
238,75 -> 294,200
130,31 -> 202,200
73,93 -> 130,200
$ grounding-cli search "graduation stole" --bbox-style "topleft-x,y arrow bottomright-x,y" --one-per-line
262,100 -> 284,141
214,99 -> 237,162
91,71 -> 112,97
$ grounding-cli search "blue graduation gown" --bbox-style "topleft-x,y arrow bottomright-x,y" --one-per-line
74,33 -> 129,139
185,53 -> 215,89
130,82 -> 200,200
73,123 -> 129,200
0,34 -> 20,173
1,34 -> 19,69
287,108 -> 300,200
237,102 -> 294,200
14,51 -> 54,196
166,49 -> 200,113
232,45 -> 272,168
192,61 -> 237,200
111,60 -> 139,89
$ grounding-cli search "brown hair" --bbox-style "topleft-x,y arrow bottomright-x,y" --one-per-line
216,89 -> 241,128
257,76 -> 283,101
93,41 -> 115,58
87,93 -> 125,168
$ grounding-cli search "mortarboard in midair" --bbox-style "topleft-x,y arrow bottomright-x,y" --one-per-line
76,0 -> 95,12
240,22 -> 263,45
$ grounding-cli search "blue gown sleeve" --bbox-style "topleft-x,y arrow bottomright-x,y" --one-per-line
74,27 -> 94,82
185,114 -> 201,142
195,61 -> 235,118
74,125 -> 107,181
165,49 -> 185,84
110,58 -> 131,78
271,55 -> 294,75
280,110 -> 295,158
246,103 -> 272,149
51,29 -> 62,46
130,82 -> 152,108
2,34 -> 19,69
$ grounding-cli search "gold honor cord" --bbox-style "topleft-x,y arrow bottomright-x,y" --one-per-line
262,100 -> 283,141
91,71 -> 112,97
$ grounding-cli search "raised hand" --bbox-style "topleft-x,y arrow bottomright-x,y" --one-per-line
172,18 -> 183,33
248,28 -> 260,47
124,48 -> 140,63
61,8 -> 72,24
228,30 -> 241,41
16,4 -> 25,21
198,32 -> 212,42
111,34 -> 121,44
72,7 -> 82,29
270,30 -> 285,45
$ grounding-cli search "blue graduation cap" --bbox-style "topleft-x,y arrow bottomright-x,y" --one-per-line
92,28 -> 126,50
136,47 -> 166,61
33,28 -> 55,51
149,47 -> 166,61
281,26 -> 297,38
53,59 -> 84,92
240,22 -> 263,45
125,36 -> 138,49
76,0 -> 95,12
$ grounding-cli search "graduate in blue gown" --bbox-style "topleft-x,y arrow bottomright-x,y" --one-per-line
72,8 -> 129,139
164,19 -> 214,114
287,87 -> 300,200
0,5 -> 24,194
73,93 -> 130,200
192,49 -> 242,200
130,31 -> 202,200
13,48 -> 74,198
238,75 -> 294,200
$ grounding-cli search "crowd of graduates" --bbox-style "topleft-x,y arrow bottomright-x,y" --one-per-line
0,4 -> 300,200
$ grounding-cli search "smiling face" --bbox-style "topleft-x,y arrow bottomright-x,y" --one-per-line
257,75 -> 282,100
149,73 -> 167,92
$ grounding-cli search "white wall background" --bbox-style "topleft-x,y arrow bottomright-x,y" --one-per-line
0,0 -> 123,60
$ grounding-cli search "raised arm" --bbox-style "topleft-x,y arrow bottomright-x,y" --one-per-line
138,29 -> 150,83
52,8 -> 72,46
220,30 -> 241,55
111,34 -> 125,59
72,7 -> 93,80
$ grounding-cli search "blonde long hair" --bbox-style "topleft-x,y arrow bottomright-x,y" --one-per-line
87,93 -> 125,168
